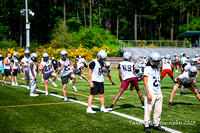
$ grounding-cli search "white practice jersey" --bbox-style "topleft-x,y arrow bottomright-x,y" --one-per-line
144,66 -> 161,94
41,60 -> 53,74
21,57 -> 31,70
178,72 -> 197,84
0,60 -> 3,67
181,57 -> 187,64
184,63 -> 191,72
29,60 -> 37,78
175,57 -> 179,62
118,61 -> 135,80
11,58 -> 19,69
89,59 -> 104,82
162,59 -> 171,70
103,67 -> 111,77
4,57 -> 11,70
57,58 -> 72,77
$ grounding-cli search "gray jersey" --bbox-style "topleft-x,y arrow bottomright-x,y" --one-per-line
57,58 -> 72,77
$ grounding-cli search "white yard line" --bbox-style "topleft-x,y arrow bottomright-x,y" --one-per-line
0,80 -> 182,133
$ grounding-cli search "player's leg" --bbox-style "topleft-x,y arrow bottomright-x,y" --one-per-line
168,70 -> 175,82
45,79 -> 49,95
192,81 -> 200,94
80,74 -> 89,82
168,85 -> 179,107
135,86 -> 144,107
153,93 -> 165,131
63,84 -> 67,101
189,85 -> 200,100
30,78 -> 38,97
22,69 -> 25,79
108,74 -> 115,85
108,88 -> 124,111
160,70 -> 166,82
25,70 -> 30,89
51,72 -> 57,87
70,73 -> 77,93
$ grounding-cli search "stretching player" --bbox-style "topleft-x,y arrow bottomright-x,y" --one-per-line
102,62 -> 116,85
72,58 -> 90,83
168,66 -> 200,107
39,53 -> 57,95
107,52 -> 144,111
160,54 -> 175,82
11,52 -> 19,86
58,50 -> 77,99
29,53 -> 39,97
143,52 -> 165,132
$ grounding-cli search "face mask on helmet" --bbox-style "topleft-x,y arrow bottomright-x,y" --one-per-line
148,52 -> 161,68
97,50 -> 107,63
43,57 -> 49,62
189,72 -> 197,77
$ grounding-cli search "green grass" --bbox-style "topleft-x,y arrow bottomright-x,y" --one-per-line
0,68 -> 199,133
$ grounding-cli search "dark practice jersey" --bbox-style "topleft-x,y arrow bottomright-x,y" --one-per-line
52,60 -> 58,68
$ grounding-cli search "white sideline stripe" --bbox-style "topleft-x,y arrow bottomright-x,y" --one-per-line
0,80 -> 182,133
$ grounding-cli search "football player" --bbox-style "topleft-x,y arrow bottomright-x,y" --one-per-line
57,50 -> 77,101
2,53 -> 13,85
143,52 -> 165,132
11,52 -> 19,85
160,54 -> 175,82
107,52 -> 144,111
86,50 -> 109,113
39,53 -> 57,95
29,53 -> 39,97
21,49 -> 31,89
168,66 -> 200,107
102,62 -> 116,85
0,54 -> 4,79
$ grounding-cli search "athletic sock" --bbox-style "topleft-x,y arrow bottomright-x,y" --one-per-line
141,101 -> 144,106
110,104 -> 114,108
169,102 -> 172,105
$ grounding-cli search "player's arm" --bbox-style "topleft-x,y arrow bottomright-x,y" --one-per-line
132,65 -> 135,75
144,75 -> 152,101
118,69 -> 122,83
89,61 -> 95,87
11,59 -> 14,72
51,63 -> 54,71
57,61 -> 65,72
171,62 -> 174,72
36,62 -> 39,73
39,63 -> 44,71
30,62 -> 36,80
4,58 -> 10,65
160,61 -> 163,72
176,77 -> 181,88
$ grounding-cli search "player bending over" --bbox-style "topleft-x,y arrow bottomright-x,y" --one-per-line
102,62 -> 116,85
168,66 -> 200,107
107,52 -> 144,111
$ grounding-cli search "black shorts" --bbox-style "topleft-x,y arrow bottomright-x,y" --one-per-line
182,63 -> 187,70
61,72 -> 73,85
43,71 -> 54,80
4,69 -> 11,76
183,83 -> 192,88
90,81 -> 104,95
73,71 -> 82,76
13,69 -> 18,76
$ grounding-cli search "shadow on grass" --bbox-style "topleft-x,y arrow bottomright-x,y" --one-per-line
67,97 -> 77,100
172,102 -> 194,106
113,104 -> 144,111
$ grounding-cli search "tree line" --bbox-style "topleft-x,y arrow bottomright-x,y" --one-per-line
0,0 -> 200,48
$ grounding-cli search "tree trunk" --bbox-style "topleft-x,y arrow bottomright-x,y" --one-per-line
155,20 -> 157,40
20,23 -> 23,48
63,0 -> 66,25
116,16 -> 119,39
144,20 -> 146,40
171,16 -> 174,41
82,0 -> 86,27
197,0 -> 199,17
75,0 -> 80,23
187,10 -> 189,30
90,0 -> 92,28
158,16 -> 162,40
134,9 -> 137,41
99,0 -> 101,25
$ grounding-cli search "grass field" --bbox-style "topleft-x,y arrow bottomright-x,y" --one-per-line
0,68 -> 199,133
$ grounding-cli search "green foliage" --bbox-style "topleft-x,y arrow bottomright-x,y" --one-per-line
70,26 -> 119,49
0,39 -> 18,49
179,17 -> 200,33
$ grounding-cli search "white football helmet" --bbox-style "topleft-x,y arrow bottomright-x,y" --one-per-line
24,49 -> 30,57
165,54 -> 170,59
30,53 -> 38,61
174,53 -> 177,57
13,52 -> 19,57
148,52 -> 161,66
52,57 -> 55,60
123,52 -> 132,61
187,56 -> 190,59
190,58 -> 197,66
0,54 -> 2,58
97,50 -> 107,61
60,50 -> 68,60
42,53 -> 49,62
143,56 -> 146,59
105,62 -> 111,68
189,66 -> 198,77
79,56 -> 82,59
